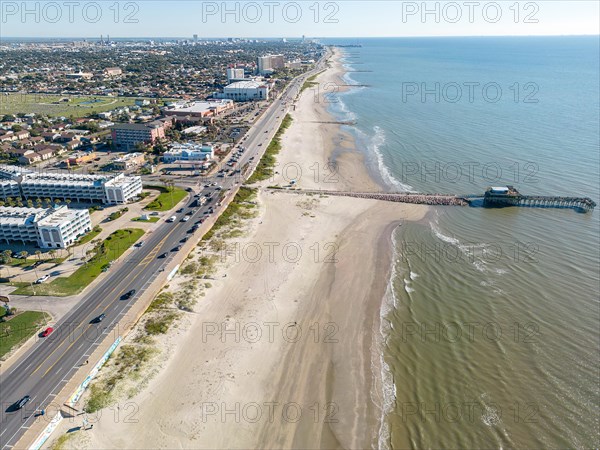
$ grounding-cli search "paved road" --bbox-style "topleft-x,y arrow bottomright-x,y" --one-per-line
0,54 -> 327,449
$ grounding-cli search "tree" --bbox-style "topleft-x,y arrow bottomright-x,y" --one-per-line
1,250 -> 12,264
35,250 -> 42,261
19,250 -> 28,260
11,124 -> 22,132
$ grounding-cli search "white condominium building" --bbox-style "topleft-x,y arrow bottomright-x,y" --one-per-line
0,206 -> 92,249
215,80 -> 270,102
0,180 -> 21,199
0,165 -> 142,205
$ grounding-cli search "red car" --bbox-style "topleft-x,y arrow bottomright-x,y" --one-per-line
41,327 -> 54,337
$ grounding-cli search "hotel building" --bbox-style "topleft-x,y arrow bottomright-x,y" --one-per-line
0,165 -> 142,205
0,205 -> 92,249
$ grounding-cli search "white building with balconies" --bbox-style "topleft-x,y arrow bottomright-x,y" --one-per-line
0,205 -> 92,249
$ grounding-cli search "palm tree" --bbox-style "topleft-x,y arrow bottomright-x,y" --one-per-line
26,199 -> 33,208
2,250 -> 12,264
19,250 -> 28,260
35,250 -> 42,261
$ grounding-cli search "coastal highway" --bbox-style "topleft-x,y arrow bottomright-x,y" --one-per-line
0,56 -> 327,449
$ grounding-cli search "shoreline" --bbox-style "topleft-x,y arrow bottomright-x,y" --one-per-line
51,48 -> 428,450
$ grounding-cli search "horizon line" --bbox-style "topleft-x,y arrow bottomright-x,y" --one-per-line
2,34 -> 599,39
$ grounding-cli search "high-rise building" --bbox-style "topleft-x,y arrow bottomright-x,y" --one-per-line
226,67 -> 246,82
257,56 -> 273,74
257,55 -> 285,74
193,34 -> 198,43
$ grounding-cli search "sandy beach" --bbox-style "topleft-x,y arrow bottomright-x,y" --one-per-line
53,49 -> 427,450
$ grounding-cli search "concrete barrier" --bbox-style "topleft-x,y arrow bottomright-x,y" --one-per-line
28,412 -> 62,450
67,336 -> 122,408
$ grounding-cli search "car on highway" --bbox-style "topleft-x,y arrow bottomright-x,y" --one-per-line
159,252 -> 168,258
40,327 -> 54,337
91,313 -> 106,324
134,241 -> 144,247
258,143 -> 263,146
180,237 -> 188,243
35,275 -> 49,284
167,216 -> 177,223
14,395 -> 31,410
181,216 -> 190,222
121,289 -> 136,300
176,208 -> 184,213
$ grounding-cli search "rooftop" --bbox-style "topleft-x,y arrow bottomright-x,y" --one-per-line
225,80 -> 268,89
164,100 -> 233,114
0,205 -> 73,227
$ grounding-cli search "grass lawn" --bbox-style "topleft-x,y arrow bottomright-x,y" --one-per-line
132,217 -> 160,223
76,226 -> 102,245
12,229 -> 144,297
0,311 -> 50,358
0,93 -> 149,118
143,186 -> 187,212
2,256 -> 66,268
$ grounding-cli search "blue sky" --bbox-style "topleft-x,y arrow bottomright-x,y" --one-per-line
1,1 -> 599,38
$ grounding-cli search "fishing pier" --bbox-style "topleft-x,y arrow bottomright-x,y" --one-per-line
269,186 -> 596,213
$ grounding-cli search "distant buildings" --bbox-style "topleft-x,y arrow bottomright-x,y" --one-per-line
103,67 -> 122,77
214,80 -> 270,101
113,152 -> 146,170
65,72 -> 93,80
163,143 -> 214,163
0,165 -> 142,205
0,205 -> 92,249
111,121 -> 167,151
67,152 -> 96,166
163,100 -> 234,118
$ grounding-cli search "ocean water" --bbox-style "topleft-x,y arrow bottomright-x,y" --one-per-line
323,37 -> 600,449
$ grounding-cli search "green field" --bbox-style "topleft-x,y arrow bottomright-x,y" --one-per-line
0,311 -> 50,358
144,186 -> 188,212
0,93 -> 147,118
12,228 -> 144,297
76,226 -> 102,245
